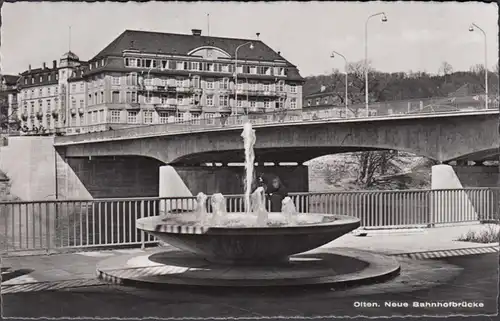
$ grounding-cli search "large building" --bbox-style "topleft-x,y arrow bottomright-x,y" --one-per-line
17,53 -> 86,135
0,74 -> 21,134
16,29 -> 305,135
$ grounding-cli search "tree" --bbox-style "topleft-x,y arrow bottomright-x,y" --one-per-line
355,150 -> 400,188
439,61 -> 454,76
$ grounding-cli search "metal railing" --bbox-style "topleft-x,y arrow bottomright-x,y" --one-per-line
0,188 -> 497,254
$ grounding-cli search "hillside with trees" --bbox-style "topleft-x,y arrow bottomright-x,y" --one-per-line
303,60 -> 499,101
304,61 -> 499,191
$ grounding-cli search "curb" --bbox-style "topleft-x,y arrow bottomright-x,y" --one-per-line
390,245 -> 499,260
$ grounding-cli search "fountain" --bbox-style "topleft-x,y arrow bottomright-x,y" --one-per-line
96,122 -> 401,288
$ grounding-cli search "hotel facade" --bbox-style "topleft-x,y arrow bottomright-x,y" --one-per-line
17,29 -> 305,135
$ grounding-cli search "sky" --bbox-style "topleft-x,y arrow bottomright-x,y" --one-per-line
1,1 -> 498,77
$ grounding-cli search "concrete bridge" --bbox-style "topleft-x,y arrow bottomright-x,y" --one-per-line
55,110 -> 499,164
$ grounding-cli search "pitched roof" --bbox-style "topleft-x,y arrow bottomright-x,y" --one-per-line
92,30 -> 292,65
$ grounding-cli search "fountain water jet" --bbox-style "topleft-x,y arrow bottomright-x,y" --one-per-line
241,122 -> 256,215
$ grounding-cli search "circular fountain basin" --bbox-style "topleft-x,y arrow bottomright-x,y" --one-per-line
136,213 -> 360,264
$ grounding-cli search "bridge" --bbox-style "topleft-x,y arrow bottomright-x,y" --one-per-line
55,109 -> 499,164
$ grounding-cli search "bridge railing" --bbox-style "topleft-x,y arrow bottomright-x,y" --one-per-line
0,188 -> 497,254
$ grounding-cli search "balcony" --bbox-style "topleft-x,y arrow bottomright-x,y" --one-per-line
154,103 -> 177,111
177,104 -> 202,112
235,89 -> 280,97
202,105 -> 231,113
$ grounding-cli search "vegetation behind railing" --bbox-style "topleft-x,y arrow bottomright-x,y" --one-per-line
0,188 -> 497,254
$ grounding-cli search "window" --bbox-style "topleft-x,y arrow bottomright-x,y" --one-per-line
48,74 -> 51,81
220,96 -> 229,107
99,110 -> 104,123
46,116 -> 51,128
324,97 -> 328,104
191,62 -> 200,71
55,86 -> 58,95
159,112 -> 169,124
177,96 -> 183,105
290,98 -> 297,109
276,80 -> 284,92
221,78 -> 230,90
72,99 -> 76,110
70,116 -> 77,127
144,111 -> 153,124
250,101 -> 256,108
126,58 -> 137,67
161,60 -> 168,69
127,111 -> 138,123
91,111 -> 97,123
100,91 -> 104,103
236,100 -> 242,107
249,66 -> 257,74
71,84 -> 76,92
39,88 -> 43,97
176,61 -> 184,70
264,100 -> 270,109
112,91 -> 120,103
23,102 -> 28,113
192,76 -> 200,88
176,79 -> 183,88
275,67 -> 285,76
30,102 -> 35,114
307,100 -> 311,107
206,95 -> 214,106
46,99 -> 51,112
315,98 -> 320,105
39,76 -> 43,82
38,100 -> 43,111
131,91 -> 137,103
80,99 -> 84,109
221,64 -> 228,73
206,62 -> 215,72
263,84 -> 270,92
110,110 -> 121,123
290,84 -> 297,93
56,74 -> 58,80
236,83 -> 243,91
206,80 -> 215,89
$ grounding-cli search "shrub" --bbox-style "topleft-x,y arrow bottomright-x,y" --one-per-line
456,224 -> 500,244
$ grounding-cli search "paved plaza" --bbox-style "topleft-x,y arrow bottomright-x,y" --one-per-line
1,223 -> 499,318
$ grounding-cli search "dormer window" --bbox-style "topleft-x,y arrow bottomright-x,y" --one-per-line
39,76 -> 43,82
48,74 -> 51,81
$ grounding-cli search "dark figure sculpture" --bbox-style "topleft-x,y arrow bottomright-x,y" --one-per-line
266,176 -> 288,213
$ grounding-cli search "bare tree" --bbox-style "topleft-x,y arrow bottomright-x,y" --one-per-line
439,61 -> 454,76
355,150 -> 399,188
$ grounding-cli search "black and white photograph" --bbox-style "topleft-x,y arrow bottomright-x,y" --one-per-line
0,1 -> 498,319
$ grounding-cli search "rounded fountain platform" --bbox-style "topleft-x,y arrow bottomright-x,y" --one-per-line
135,213 -> 361,264
96,246 -> 401,288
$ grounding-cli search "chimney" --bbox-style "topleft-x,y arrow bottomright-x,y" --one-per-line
28,64 -> 31,72
43,62 -> 46,69
53,60 -> 57,69
191,29 -> 202,36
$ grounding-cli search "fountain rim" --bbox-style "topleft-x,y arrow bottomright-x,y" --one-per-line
136,214 -> 361,235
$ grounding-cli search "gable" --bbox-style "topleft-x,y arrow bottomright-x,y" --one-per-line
187,46 -> 231,60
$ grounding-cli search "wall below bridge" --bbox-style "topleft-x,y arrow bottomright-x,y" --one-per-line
175,165 -> 309,196
62,156 -> 163,198
452,165 -> 499,188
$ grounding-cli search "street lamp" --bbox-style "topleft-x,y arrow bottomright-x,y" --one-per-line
469,23 -> 488,109
331,51 -> 349,118
234,41 -> 254,115
365,12 -> 388,115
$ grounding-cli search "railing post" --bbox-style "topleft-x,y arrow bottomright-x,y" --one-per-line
140,200 -> 145,250
427,189 -> 434,228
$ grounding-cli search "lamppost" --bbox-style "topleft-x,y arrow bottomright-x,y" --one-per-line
469,23 -> 488,110
234,41 -> 254,115
365,12 -> 388,115
331,51 -> 349,118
